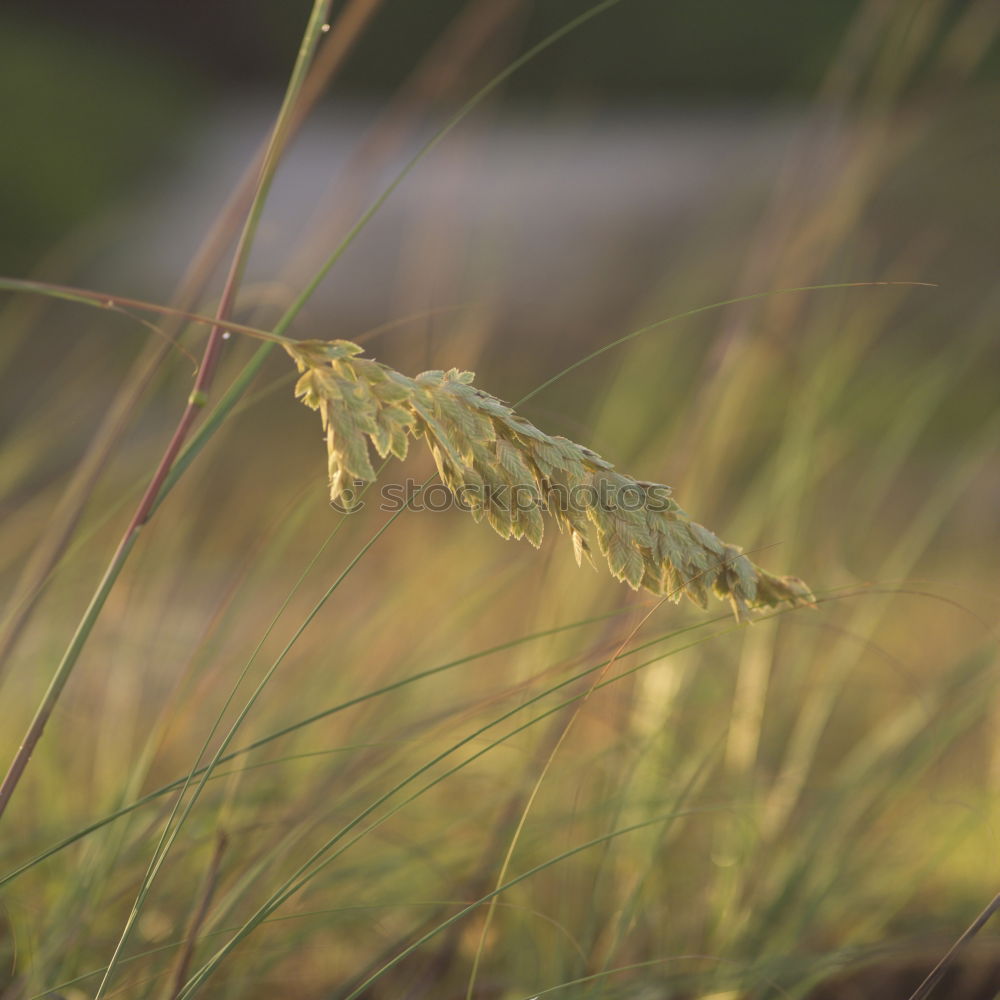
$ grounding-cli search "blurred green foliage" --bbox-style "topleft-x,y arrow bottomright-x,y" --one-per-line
0,17 -> 200,272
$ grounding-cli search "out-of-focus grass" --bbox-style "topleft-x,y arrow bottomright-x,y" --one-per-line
1,2 -> 1000,999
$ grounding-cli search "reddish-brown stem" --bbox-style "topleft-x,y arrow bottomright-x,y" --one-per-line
0,0 -> 386,686
163,831 -> 229,1000
0,0 -> 338,825
125,281 -> 235,535
0,315 -> 230,822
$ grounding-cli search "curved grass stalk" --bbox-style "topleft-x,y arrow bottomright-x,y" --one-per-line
308,813 -> 708,1000
174,617 -> 745,999
93,484 -> 400,997
0,608 -> 631,888
106,570 -> 714,997
462,592 -> 676,1000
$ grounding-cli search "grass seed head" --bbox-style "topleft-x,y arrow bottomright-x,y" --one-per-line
286,339 -> 814,620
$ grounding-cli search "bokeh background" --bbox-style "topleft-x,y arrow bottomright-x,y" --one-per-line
2,2 -> 1000,998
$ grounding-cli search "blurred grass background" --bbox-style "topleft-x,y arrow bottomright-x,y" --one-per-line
1,1 -> 999,998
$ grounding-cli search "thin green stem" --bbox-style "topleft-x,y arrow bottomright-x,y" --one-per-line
175,619 -> 738,998
464,595 -> 670,1000
189,812 -> 698,1000
0,278 -> 296,344
94,500 -> 395,997
0,609 -> 630,888
0,532 -> 138,818
515,281 -> 936,407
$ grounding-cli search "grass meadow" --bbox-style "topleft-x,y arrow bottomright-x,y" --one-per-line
1,2 -> 999,998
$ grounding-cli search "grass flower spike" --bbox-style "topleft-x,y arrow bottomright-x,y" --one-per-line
287,339 -> 814,621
